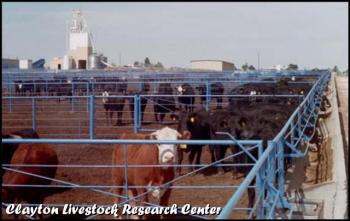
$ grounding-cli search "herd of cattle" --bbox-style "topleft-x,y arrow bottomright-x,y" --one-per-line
100,76 -> 311,126
10,76 -> 314,127
2,75 -> 332,219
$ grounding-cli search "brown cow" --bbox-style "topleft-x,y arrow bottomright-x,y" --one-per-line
2,143 -> 58,219
111,127 -> 184,219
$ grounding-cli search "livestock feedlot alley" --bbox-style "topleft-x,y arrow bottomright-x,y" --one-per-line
2,70 -> 332,219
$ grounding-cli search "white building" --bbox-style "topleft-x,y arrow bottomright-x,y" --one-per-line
19,59 -> 32,69
191,60 -> 235,71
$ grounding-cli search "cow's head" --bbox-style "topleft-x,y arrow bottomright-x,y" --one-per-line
102,91 -> 109,104
146,127 -> 183,167
236,117 -> 256,140
170,112 -> 194,137
175,85 -> 184,95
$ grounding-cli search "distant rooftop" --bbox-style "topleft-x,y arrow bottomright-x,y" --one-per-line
190,59 -> 233,63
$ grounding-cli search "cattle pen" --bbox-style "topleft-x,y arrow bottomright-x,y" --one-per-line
2,69 -> 333,219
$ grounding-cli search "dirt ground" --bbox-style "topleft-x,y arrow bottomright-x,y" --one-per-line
2,98 -> 250,220
1,91 -> 331,219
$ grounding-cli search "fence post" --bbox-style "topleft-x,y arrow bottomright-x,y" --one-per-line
265,141 -> 276,217
133,95 -> 140,133
86,83 -> 90,112
32,97 -> 36,130
89,95 -> 95,139
205,80 -> 210,111
276,139 -> 289,209
256,142 -> 265,218
71,82 -> 75,112
123,144 -> 129,219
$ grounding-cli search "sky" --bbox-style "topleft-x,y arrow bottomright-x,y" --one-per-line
2,2 -> 349,70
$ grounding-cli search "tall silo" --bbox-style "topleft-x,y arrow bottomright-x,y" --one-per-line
62,55 -> 72,70
88,53 -> 100,69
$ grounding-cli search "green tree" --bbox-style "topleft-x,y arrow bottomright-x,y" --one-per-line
332,65 -> 340,73
133,61 -> 139,67
144,57 -> 151,67
242,62 -> 249,71
154,62 -> 164,69
287,64 -> 298,70
248,65 -> 256,70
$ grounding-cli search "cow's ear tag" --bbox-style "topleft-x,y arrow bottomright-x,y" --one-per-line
190,117 -> 195,123
180,144 -> 187,149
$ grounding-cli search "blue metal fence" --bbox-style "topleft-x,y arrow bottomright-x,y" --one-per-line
1,70 -> 331,219
2,94 -> 305,138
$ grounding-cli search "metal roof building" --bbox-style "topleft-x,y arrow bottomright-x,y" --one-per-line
190,60 -> 236,71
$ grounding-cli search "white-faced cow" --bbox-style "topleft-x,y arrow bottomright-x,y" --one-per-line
111,127 -> 184,219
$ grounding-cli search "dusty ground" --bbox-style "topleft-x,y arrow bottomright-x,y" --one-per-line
2,98 -> 250,220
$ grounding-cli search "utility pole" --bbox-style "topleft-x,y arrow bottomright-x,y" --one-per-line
119,53 -> 121,66
258,51 -> 260,71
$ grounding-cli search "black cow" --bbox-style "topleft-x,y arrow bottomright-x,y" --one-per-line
14,81 -> 24,96
196,82 -> 224,109
175,83 -> 195,112
212,103 -> 296,210
21,80 -> 34,96
102,91 -> 126,126
72,78 -> 89,96
154,83 -> 176,124
208,109 -> 244,174
211,82 -> 224,109
207,110 -> 265,211
117,77 -> 128,94
171,110 -> 214,175
2,129 -> 40,176
56,81 -> 73,103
